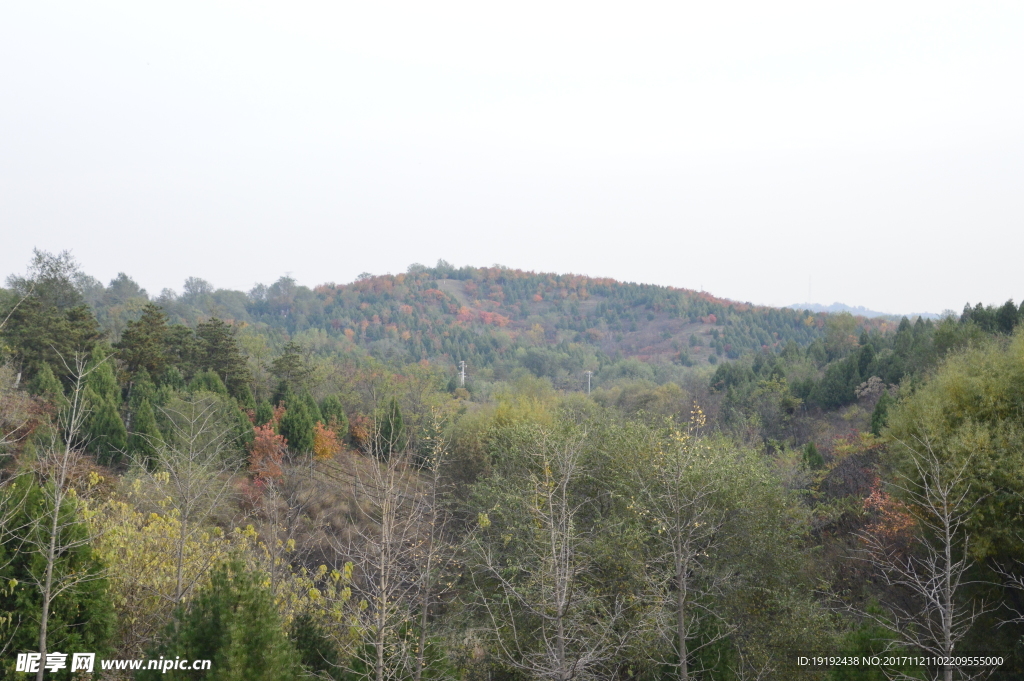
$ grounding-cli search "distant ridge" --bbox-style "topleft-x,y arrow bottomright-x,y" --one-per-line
787,302 -> 941,320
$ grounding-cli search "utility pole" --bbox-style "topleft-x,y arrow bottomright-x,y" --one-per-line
459,361 -> 466,388
584,371 -> 592,395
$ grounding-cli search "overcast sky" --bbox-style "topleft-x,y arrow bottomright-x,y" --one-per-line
2,1 -> 1022,314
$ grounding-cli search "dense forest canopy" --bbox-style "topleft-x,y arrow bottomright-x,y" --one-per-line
2,249 -> 1024,680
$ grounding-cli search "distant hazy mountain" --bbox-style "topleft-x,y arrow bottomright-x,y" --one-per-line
787,302 -> 941,320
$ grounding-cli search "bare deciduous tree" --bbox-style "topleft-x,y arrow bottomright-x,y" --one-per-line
326,410 -> 457,681
857,437 -> 992,681
631,412 -> 732,681
130,391 -> 241,605
472,428 -> 622,681
24,356 -> 105,681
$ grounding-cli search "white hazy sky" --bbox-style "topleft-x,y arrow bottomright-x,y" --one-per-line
2,1 -> 1022,314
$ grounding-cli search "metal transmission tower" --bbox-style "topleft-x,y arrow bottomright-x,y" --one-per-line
584,371 -> 592,395
459,361 -> 466,387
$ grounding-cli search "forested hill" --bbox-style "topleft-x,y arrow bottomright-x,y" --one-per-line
67,260 -> 898,372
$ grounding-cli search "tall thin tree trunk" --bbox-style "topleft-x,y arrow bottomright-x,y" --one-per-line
37,501 -> 61,681
676,558 -> 689,681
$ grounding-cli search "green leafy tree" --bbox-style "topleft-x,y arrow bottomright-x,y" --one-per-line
139,561 -> 299,681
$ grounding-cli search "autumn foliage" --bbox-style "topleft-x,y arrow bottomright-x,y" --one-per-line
312,421 -> 341,460
862,480 -> 916,544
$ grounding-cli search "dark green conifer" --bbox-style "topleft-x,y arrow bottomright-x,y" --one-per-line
319,394 -> 349,439
279,398 -> 315,453
85,387 -> 128,466
272,379 -> 292,408
254,399 -> 274,427
189,369 -> 229,396
196,318 -> 252,399
378,396 -> 405,458
159,365 -> 186,391
871,391 -> 894,436
302,391 -> 323,423
139,561 -> 298,681
114,303 -> 170,377
803,441 -> 823,469
128,398 -> 163,466
87,353 -> 121,404
29,363 -> 66,405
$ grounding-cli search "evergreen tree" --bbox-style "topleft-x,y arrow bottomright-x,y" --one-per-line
996,299 -> 1018,334
803,441 -> 824,469
128,397 -> 163,466
189,369 -> 229,396
377,396 -> 405,457
139,561 -> 298,681
254,399 -> 274,427
128,367 -> 157,409
159,365 -> 187,391
232,403 -> 255,450
85,387 -> 128,466
302,391 -> 323,424
270,341 -> 312,394
114,303 -> 170,377
29,362 -> 66,405
86,352 -> 121,404
290,612 -> 343,680
319,394 -> 349,439
196,318 -> 252,399
271,379 -> 293,408
870,390 -> 894,437
237,383 -> 256,411
279,398 -> 315,454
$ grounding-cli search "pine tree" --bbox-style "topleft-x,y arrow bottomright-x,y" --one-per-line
271,380 -> 292,408
270,341 -> 312,393
871,391 -> 894,436
139,561 -> 298,681
114,303 -> 170,377
196,318 -> 252,399
128,367 -> 157,410
159,365 -> 187,391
